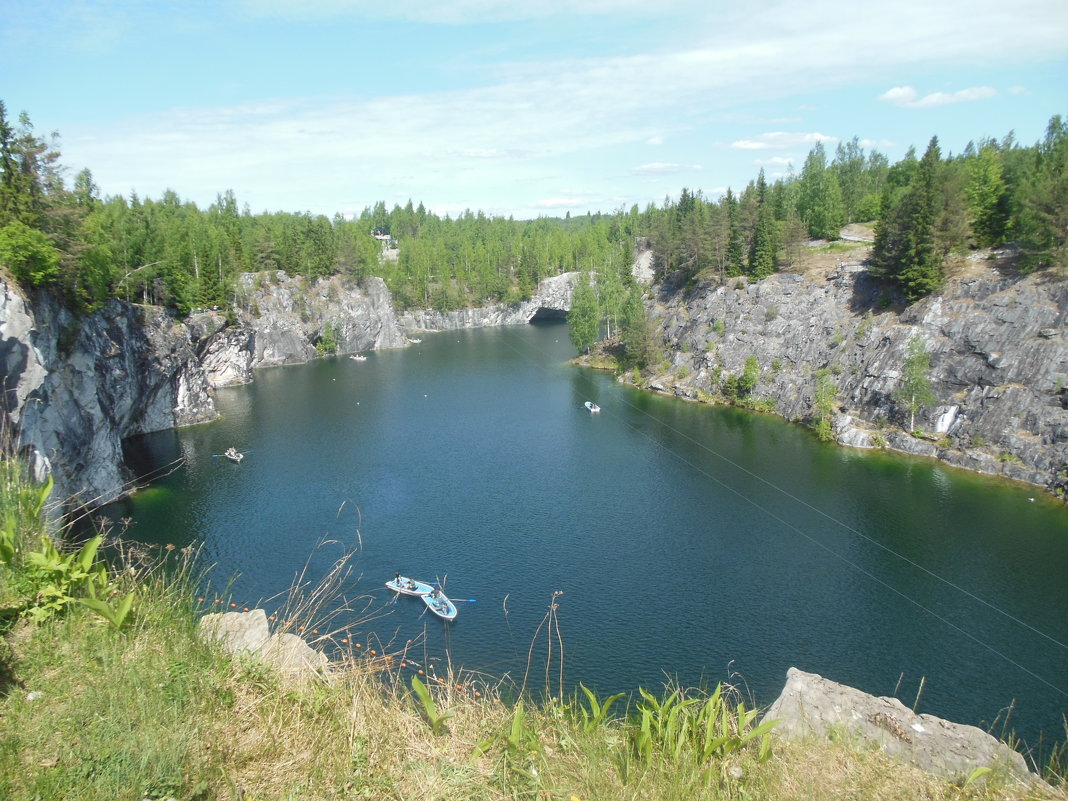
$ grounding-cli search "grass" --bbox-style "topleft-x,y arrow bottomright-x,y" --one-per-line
1,461 -> 1066,800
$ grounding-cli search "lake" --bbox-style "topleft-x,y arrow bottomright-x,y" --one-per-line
109,321 -> 1068,752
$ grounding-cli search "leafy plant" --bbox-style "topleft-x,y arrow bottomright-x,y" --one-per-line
411,674 -> 453,735
23,534 -> 107,622
80,585 -> 136,630
473,699 -> 541,764
576,684 -> 626,733
631,684 -> 779,769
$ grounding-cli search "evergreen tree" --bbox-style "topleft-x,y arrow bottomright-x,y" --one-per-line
1016,115 -> 1068,270
724,189 -> 745,277
747,170 -> 778,279
620,284 -> 656,369
965,141 -> 1008,247
567,272 -> 600,354
871,137 -> 945,301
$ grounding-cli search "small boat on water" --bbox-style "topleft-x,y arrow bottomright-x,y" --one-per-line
386,574 -> 434,596
224,447 -> 244,462
350,353 -> 368,361
584,401 -> 601,413
422,588 -> 458,621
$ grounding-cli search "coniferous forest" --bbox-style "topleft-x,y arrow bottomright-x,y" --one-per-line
1,99 -> 1065,327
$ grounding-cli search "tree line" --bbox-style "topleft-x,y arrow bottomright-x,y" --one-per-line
1,99 -> 1065,327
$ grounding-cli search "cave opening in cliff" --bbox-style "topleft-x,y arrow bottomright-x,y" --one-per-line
528,307 -> 568,322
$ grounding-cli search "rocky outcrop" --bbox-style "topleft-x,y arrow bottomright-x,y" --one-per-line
398,272 -> 577,331
0,270 -> 410,508
203,272 -> 408,386
199,609 -> 329,688
763,667 -> 1039,785
0,279 -> 217,509
648,262 -> 1068,490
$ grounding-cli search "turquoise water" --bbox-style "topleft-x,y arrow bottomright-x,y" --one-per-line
111,322 -> 1068,750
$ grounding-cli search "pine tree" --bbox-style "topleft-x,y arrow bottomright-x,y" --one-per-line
724,189 -> 745,277
871,137 -> 945,300
747,170 -> 778,279
568,272 -> 600,354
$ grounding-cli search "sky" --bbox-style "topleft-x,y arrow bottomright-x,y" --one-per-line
3,0 -> 1066,221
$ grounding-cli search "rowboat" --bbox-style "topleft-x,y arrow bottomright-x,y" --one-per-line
386,575 -> 434,596
584,401 -> 601,413
422,588 -> 458,621
224,447 -> 244,462
350,354 -> 367,361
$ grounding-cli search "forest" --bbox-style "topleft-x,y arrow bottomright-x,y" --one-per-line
1,99 -> 1065,336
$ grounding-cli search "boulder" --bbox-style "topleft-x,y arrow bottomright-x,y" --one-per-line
199,609 -> 329,688
762,667 -> 1037,785
199,609 -> 270,654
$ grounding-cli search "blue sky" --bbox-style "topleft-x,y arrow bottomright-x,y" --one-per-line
3,0 -> 1066,220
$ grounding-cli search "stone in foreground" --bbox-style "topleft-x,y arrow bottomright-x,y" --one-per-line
762,667 -> 1037,785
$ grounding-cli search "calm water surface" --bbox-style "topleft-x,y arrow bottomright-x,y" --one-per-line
112,322 -> 1068,749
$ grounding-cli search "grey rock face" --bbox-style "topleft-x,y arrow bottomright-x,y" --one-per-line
202,272 -> 408,384
1,280 -> 218,508
651,266 -> 1068,489
0,270 -> 412,508
763,667 -> 1038,785
398,272 -> 577,331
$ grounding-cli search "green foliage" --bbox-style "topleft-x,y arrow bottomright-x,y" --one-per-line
723,355 -> 760,403
576,684 -> 626,733
813,369 -> 838,442
568,273 -> 600,355
0,469 -> 134,629
870,137 -> 947,300
411,674 -> 453,735
473,699 -> 541,763
894,335 -> 936,431
315,320 -> 338,355
798,142 -> 846,239
0,219 -> 59,286
632,684 -> 778,769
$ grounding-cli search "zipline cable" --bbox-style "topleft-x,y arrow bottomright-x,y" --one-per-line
496,326 -> 1068,699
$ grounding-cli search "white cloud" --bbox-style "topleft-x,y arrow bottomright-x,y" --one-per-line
753,156 -> 795,170
38,0 -> 1068,218
731,132 -> 837,150
535,197 -> 588,208
631,162 -> 702,175
859,138 -> 895,149
878,85 -> 997,108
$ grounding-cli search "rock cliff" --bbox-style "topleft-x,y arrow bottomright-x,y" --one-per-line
0,279 -> 217,509
0,271 -> 409,508
645,259 -> 1068,490
202,272 -> 408,387
397,272 -> 576,331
